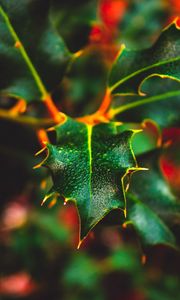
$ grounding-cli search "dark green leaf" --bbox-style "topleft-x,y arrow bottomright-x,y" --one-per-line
128,199 -> 176,247
0,0 -> 71,102
129,151 -> 179,221
126,150 -> 179,247
43,117 -> 140,241
109,22 -> 180,95
110,77 -> 180,129
50,0 -> 97,52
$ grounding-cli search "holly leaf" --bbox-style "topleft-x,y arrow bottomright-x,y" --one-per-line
110,77 -> 180,129
109,21 -> 180,95
128,199 -> 176,247
42,117 -> 141,242
126,150 -> 179,247
129,151 -> 180,221
0,0 -> 71,102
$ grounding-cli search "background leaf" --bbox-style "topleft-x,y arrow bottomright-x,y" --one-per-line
128,199 -> 176,247
59,48 -> 108,117
0,0 -> 71,102
129,150 -> 179,222
125,150 -> 180,247
50,0 -> 98,52
118,0 -> 169,49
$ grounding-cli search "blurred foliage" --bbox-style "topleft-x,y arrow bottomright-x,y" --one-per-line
50,0 -> 98,52
118,0 -> 169,49
59,49 -> 108,117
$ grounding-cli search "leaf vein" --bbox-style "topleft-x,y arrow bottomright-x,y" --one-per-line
110,56 -> 180,93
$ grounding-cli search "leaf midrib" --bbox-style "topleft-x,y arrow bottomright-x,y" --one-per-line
0,6 -> 48,99
87,125 -> 93,203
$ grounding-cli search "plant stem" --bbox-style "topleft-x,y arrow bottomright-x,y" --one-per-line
96,87 -> 112,115
43,94 -> 65,124
37,129 -> 49,148
108,90 -> 180,118
77,88 -> 112,125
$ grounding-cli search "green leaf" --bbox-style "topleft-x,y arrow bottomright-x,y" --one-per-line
42,117 -> 140,242
0,0 -> 71,102
126,150 -> 179,247
129,151 -> 180,221
109,21 -> 180,95
128,199 -> 176,247
110,77 -> 180,129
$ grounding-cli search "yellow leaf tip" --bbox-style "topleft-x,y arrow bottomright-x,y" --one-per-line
132,129 -> 143,134
121,43 -> 126,50
116,43 -> 126,60
35,147 -> 46,156
174,17 -> 180,29
41,193 -> 54,206
73,49 -> 84,59
41,196 -> 47,206
63,199 -> 68,206
33,163 -> 42,170
137,167 -> 149,171
77,239 -> 83,250
47,126 -> 55,132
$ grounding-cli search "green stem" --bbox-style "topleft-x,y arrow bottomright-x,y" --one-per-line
0,6 -> 48,100
109,90 -> 180,118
